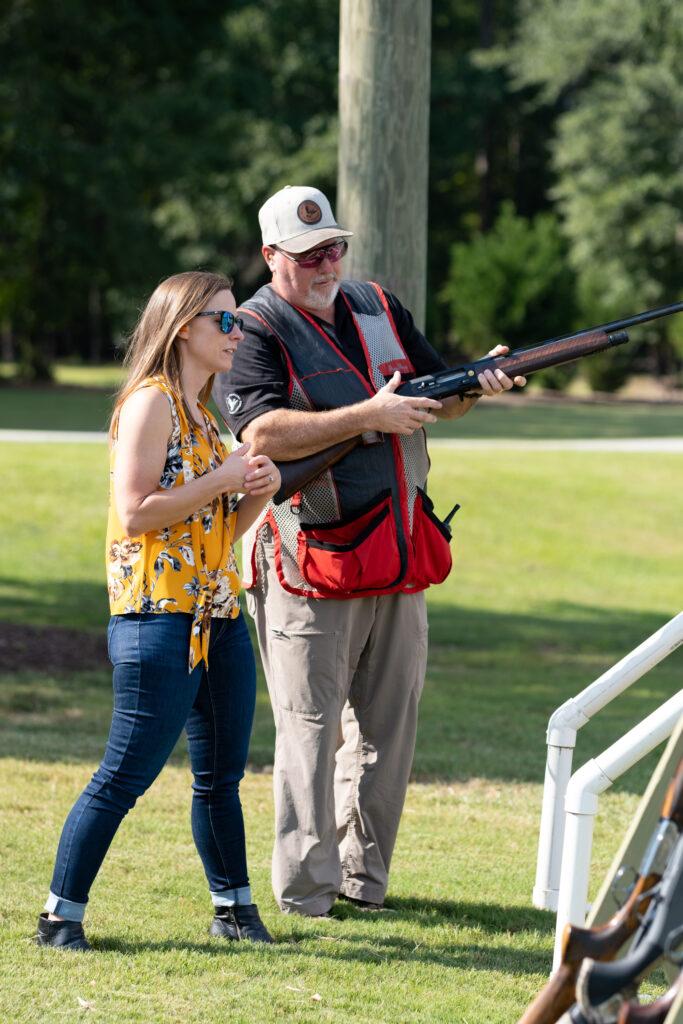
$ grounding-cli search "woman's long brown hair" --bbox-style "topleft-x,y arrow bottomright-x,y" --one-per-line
110,271 -> 233,440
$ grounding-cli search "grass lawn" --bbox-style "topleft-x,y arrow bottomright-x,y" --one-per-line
1,442 -> 681,1022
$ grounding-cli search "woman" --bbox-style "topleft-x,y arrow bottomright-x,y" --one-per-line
37,271 -> 281,949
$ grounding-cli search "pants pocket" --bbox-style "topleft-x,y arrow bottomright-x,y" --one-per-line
267,628 -> 341,719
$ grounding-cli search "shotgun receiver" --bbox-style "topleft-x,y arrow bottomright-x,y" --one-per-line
517,758 -> 683,1024
271,300 -> 683,506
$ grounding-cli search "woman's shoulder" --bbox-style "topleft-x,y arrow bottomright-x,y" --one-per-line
118,380 -> 175,439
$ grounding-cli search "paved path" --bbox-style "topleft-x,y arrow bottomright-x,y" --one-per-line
0,429 -> 110,443
428,437 -> 683,452
1,429 -> 682,452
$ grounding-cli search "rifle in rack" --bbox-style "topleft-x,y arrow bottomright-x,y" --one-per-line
272,301 -> 683,506
570,836 -> 683,1021
517,759 -> 683,1024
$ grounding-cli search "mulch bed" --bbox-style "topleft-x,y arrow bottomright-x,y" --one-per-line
0,622 -> 109,674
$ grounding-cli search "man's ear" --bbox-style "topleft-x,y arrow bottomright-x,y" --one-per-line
262,245 -> 276,272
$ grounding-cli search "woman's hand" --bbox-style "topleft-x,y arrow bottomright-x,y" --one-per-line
214,442 -> 252,493
232,455 -> 282,540
243,454 -> 281,499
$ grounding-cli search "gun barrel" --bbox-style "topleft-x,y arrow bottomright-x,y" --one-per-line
596,301 -> 683,335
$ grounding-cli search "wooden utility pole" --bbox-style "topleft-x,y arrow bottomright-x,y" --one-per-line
338,0 -> 432,330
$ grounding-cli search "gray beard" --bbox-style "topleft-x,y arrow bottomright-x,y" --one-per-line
304,279 -> 340,311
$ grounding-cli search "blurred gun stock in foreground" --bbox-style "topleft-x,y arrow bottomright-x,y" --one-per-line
516,758 -> 683,1024
271,300 -> 683,505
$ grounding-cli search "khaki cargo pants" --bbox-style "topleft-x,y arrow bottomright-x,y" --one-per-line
247,546 -> 429,916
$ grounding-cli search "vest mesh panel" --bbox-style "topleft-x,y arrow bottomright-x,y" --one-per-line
241,282 -> 435,596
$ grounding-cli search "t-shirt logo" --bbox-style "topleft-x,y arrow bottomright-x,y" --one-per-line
226,393 -> 243,414
297,200 -> 322,224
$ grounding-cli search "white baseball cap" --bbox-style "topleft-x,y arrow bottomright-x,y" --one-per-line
258,185 -> 353,254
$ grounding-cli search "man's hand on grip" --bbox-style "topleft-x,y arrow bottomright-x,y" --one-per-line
366,371 -> 442,435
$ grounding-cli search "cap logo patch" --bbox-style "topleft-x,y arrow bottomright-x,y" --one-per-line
226,393 -> 243,414
297,200 -> 322,225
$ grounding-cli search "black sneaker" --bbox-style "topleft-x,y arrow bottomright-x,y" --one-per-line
209,903 -> 273,944
338,893 -> 385,912
35,913 -> 91,951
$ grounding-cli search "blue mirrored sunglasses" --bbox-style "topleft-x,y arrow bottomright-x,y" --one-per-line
195,310 -> 244,334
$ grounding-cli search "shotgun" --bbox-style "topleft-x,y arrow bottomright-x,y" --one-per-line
573,836 -> 683,1018
271,300 -> 683,506
517,758 -> 683,1024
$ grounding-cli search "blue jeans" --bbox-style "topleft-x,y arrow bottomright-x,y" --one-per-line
46,612 -> 256,922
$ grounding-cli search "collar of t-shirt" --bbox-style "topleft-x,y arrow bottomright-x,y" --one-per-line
307,293 -> 371,381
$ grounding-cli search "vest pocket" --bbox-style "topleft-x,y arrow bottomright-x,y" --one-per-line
410,488 -> 453,588
297,493 -> 400,594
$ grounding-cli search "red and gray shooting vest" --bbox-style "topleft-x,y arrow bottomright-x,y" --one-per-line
239,280 -> 453,599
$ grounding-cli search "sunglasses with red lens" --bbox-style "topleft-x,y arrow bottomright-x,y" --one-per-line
275,239 -> 348,269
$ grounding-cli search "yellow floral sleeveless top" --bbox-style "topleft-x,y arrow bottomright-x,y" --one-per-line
106,375 -> 241,673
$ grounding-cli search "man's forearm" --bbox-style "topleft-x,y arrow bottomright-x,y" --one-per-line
241,404 -> 372,461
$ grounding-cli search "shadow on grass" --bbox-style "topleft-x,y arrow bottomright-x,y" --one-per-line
378,897 -> 555,935
1,600 -> 679,788
0,577 -> 109,632
91,903 -> 552,974
424,598 -> 678,654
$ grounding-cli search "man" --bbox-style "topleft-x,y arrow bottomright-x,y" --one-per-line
214,185 -> 525,918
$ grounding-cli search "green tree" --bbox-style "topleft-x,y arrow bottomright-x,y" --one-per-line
504,0 -> 683,375
0,1 -> 340,374
442,202 -> 577,386
428,0 -> 558,344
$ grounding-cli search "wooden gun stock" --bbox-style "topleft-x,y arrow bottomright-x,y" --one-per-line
273,430 -> 382,505
517,873 -> 661,1024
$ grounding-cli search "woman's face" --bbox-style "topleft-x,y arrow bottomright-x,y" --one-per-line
180,289 -> 245,376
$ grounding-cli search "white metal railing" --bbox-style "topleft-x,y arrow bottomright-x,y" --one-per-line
533,613 -> 683,913
552,690 -> 683,969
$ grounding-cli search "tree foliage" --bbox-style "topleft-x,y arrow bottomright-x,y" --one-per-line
0,0 -> 339,372
504,0 -> 683,372
0,0 -> 680,390
442,202 -> 577,387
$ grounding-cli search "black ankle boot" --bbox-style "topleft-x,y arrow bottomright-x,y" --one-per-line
36,913 -> 91,951
209,903 -> 273,944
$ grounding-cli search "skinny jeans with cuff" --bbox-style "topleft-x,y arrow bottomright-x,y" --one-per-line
248,548 -> 428,917
45,611 -> 256,922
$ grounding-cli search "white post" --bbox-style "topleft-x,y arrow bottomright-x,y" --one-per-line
534,613 -> 683,911
552,690 -> 683,969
